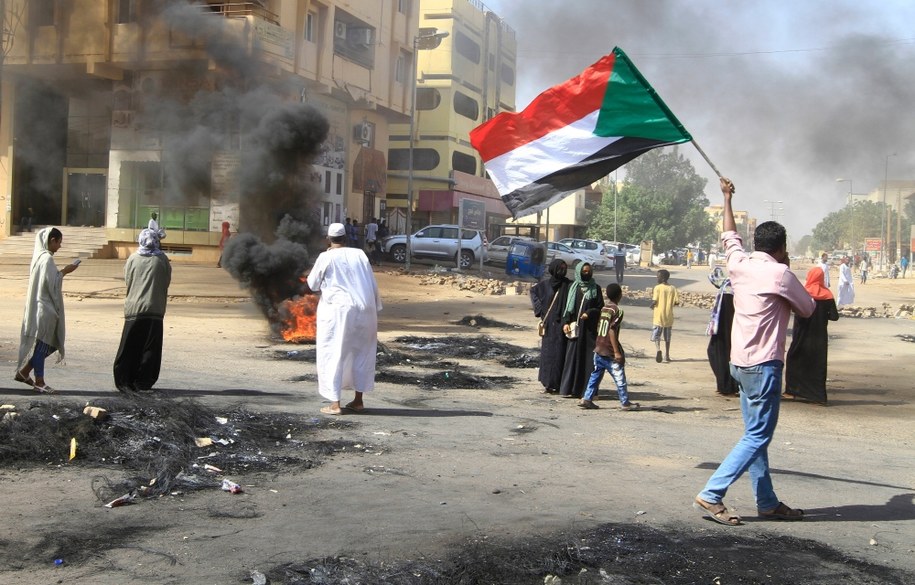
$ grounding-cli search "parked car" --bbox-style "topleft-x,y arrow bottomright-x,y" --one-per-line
486,235 -> 535,265
603,241 -> 641,265
558,238 -> 609,269
382,224 -> 488,269
546,241 -> 589,266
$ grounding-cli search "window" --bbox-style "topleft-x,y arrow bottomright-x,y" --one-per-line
452,151 -> 477,175
454,30 -> 480,64
441,227 -> 458,239
304,12 -> 316,42
395,54 -> 405,83
453,92 -> 479,121
30,0 -> 54,26
415,88 -> 441,110
388,148 -> 440,171
116,0 -> 138,24
501,64 -> 515,86
398,0 -> 410,14
416,227 -> 442,238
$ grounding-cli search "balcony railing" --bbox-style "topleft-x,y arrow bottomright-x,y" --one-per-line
195,2 -> 279,26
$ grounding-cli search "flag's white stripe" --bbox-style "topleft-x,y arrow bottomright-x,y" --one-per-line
484,111 -> 621,195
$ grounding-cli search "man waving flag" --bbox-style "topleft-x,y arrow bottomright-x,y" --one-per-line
470,47 -> 692,219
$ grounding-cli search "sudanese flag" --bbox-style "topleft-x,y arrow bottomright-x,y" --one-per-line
470,47 -> 692,219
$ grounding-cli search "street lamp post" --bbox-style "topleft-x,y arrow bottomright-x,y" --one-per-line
836,178 -> 853,252
405,28 -> 449,271
881,153 -> 896,270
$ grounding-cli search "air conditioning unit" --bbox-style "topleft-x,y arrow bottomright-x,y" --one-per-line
348,27 -> 374,47
353,122 -> 374,145
334,21 -> 347,40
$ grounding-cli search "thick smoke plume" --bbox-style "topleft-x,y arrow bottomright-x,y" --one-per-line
491,0 -> 915,238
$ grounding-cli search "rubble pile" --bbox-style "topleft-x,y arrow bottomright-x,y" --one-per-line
625,287 -> 716,310
416,273 -> 528,296
839,303 -> 915,319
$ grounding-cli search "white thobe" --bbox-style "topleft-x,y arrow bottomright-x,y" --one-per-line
837,263 -> 855,306
817,260 -> 831,288
306,247 -> 382,401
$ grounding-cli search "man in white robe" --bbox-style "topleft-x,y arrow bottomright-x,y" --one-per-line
817,253 -> 831,288
837,257 -> 855,306
306,222 -> 381,415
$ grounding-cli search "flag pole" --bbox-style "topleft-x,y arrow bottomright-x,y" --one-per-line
691,139 -> 725,180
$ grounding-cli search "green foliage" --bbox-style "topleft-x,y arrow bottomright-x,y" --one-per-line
794,234 -> 813,256
811,200 -> 910,253
586,148 -> 716,251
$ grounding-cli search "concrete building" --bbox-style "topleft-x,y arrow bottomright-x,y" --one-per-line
705,204 -> 757,247
386,0 -> 516,236
0,0 -> 419,260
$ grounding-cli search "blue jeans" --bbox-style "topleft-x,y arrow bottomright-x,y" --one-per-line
698,360 -> 782,511
583,353 -> 629,405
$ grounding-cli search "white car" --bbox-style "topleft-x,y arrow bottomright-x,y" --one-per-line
546,241 -> 589,266
558,238 -> 609,269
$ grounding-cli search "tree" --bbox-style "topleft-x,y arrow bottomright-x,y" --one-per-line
810,200 -> 909,254
586,148 -> 716,251
794,234 -> 813,256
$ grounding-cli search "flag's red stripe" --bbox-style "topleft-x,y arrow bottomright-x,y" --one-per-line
470,53 -> 616,162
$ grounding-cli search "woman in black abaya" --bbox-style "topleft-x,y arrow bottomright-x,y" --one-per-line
530,259 -> 571,393
784,266 -> 839,404
559,262 -> 604,398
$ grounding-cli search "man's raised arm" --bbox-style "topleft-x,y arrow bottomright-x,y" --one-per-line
720,177 -> 737,233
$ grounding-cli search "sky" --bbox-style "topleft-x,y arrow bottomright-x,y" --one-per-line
481,0 -> 915,239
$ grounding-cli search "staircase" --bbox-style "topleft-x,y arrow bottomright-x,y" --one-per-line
0,227 -> 110,262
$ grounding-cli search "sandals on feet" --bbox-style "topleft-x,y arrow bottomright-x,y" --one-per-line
578,401 -> 599,410
319,405 -> 344,416
343,401 -> 365,413
694,497 -> 742,526
619,402 -> 640,411
33,383 -> 56,394
758,502 -> 804,521
14,371 -> 35,387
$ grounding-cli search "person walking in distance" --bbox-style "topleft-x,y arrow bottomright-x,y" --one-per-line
613,246 -> 626,284
306,223 -> 382,415
650,269 -> 679,363
816,252 -> 831,288
693,177 -> 815,526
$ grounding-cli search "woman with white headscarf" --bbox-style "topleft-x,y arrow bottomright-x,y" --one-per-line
113,228 -> 171,392
15,227 -> 80,393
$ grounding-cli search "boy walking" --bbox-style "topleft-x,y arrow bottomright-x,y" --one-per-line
579,284 -> 639,411
650,269 -> 679,362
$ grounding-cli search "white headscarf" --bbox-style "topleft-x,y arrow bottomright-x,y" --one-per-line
17,227 -> 67,368
138,228 -> 166,256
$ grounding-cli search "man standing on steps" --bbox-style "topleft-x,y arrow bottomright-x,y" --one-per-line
693,177 -> 815,526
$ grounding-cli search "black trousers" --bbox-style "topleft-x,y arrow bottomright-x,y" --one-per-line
113,318 -> 164,391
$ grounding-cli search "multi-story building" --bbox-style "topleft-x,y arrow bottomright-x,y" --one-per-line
705,204 -> 757,246
0,1 -> 419,260
386,0 -> 516,235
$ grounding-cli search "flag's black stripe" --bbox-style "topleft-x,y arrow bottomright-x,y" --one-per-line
501,137 -> 673,218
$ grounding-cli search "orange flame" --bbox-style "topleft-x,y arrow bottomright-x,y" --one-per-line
280,295 -> 319,343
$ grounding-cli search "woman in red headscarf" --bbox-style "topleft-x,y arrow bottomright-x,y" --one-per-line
784,266 -> 839,404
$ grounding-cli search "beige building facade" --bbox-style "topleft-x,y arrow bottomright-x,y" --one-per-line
0,0 -> 419,259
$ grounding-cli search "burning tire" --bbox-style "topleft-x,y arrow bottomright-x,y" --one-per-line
390,244 -> 407,263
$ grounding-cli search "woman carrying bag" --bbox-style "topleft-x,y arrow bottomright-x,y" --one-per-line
559,262 -> 604,399
530,259 -> 572,394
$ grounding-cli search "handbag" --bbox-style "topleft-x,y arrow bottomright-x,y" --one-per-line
538,291 -> 561,337
565,295 -> 587,339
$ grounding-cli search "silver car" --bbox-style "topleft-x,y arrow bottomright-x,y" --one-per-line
545,241 -> 589,266
382,224 -> 488,269
486,235 -> 535,265
558,238 -> 609,269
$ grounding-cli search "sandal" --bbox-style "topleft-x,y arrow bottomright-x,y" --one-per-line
343,401 -> 365,413
694,497 -> 742,526
578,400 -> 599,410
619,402 -> 640,411
33,383 -> 56,394
758,502 -> 804,521
14,371 -> 35,387
319,405 -> 344,416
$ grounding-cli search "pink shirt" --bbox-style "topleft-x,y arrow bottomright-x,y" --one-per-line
722,231 -> 815,367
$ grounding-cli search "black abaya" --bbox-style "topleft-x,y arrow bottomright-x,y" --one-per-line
113,317 -> 164,392
559,289 -> 604,398
531,278 -> 571,391
707,293 -> 738,395
785,298 -> 839,403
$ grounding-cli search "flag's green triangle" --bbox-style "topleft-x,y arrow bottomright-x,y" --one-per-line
594,47 -> 692,143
